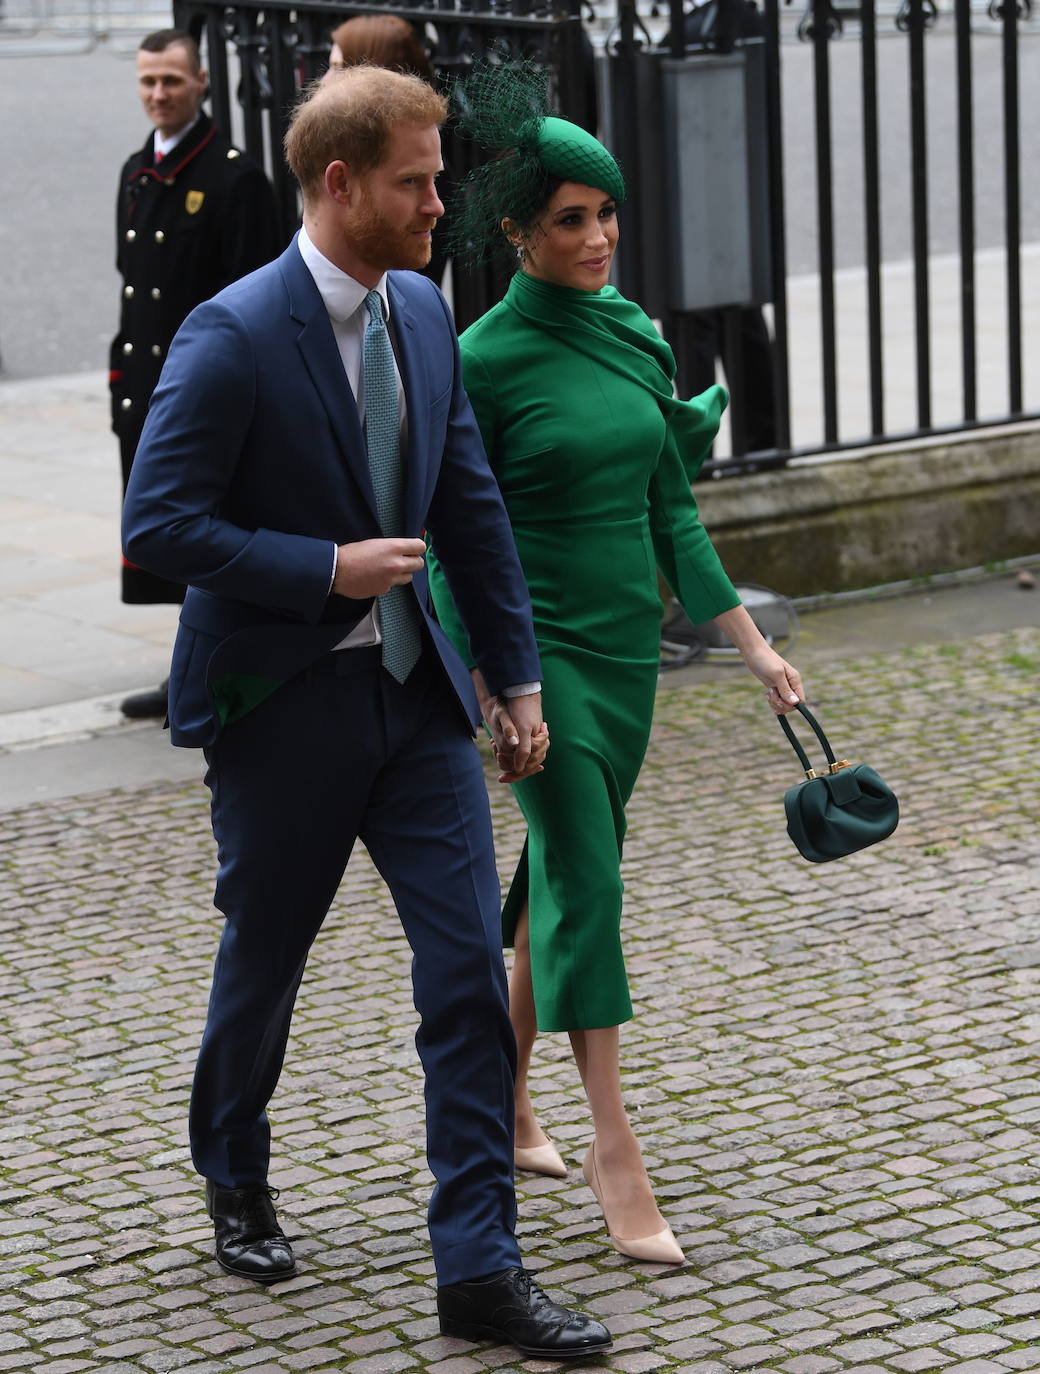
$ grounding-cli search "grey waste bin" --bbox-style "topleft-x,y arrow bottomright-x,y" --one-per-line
660,45 -> 772,311
601,41 -> 771,317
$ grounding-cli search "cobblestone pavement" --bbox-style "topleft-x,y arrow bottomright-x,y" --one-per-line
2,625 -> 1040,1374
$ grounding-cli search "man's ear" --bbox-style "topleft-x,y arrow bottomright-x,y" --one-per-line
324,160 -> 352,202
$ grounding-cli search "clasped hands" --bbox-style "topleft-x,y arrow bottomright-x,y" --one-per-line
473,672 -> 548,785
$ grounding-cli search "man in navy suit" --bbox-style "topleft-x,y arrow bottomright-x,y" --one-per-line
122,68 -> 609,1361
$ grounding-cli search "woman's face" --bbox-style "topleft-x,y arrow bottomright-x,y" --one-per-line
511,181 -> 619,291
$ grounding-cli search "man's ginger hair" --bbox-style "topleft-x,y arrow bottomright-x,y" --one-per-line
285,65 -> 447,204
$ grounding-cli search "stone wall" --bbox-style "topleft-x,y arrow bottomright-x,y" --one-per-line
696,424 -> 1040,596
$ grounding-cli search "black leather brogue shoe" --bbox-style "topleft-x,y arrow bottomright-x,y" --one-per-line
437,1266 -> 611,1359
205,1181 -> 296,1283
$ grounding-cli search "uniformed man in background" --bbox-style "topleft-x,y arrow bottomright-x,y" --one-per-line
112,28 -> 282,718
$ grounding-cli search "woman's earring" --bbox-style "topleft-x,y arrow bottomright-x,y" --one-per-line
515,242 -> 525,263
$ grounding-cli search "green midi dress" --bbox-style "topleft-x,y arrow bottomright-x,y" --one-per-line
428,271 -> 740,1032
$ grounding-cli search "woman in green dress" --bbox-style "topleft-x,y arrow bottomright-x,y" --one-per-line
429,69 -> 804,1265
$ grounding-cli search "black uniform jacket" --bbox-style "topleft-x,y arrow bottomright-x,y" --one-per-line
110,112 -> 282,449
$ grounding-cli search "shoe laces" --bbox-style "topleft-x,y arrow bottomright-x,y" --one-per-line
240,1185 -> 280,1233
514,1268 -> 551,1315
513,1267 -> 587,1331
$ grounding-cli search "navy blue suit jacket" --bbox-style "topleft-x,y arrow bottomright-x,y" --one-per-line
122,238 -> 540,747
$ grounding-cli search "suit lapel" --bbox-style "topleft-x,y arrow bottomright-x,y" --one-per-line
281,242 -> 380,525
387,276 -> 428,535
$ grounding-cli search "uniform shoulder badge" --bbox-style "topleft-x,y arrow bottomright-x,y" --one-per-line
185,190 -> 205,214
226,148 -> 241,160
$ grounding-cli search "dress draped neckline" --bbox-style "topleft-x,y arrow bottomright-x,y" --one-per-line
502,270 -> 727,480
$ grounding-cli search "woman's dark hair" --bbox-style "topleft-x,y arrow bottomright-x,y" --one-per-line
329,16 -> 433,83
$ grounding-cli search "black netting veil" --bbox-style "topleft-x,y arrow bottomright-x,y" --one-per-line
446,57 -> 625,267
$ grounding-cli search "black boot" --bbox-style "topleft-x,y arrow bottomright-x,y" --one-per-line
438,1266 -> 611,1359
120,677 -> 169,719
205,1181 -> 296,1283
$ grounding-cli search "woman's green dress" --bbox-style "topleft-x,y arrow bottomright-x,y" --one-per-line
429,271 -> 740,1033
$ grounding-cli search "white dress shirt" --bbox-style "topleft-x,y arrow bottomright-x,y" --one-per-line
153,115 -> 201,161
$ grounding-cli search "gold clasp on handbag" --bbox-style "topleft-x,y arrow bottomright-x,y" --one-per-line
804,759 -> 850,780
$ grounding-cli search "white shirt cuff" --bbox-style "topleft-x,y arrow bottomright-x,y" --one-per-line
501,682 -> 541,698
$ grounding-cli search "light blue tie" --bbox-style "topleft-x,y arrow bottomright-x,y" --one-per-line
362,290 -> 421,683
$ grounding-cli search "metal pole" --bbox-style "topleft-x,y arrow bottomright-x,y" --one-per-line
954,0 -> 976,422
860,0 -> 884,438
669,0 -> 684,60
267,8 -> 300,237
611,0 -> 646,306
1003,0 -> 1022,414
908,0 -> 931,429
811,0 -> 838,444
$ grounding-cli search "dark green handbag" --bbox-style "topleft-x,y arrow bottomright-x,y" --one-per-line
779,704 -> 899,862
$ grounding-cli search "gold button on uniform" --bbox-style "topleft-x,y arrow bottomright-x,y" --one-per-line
124,285 -> 134,298
154,231 -> 165,243
151,345 -> 162,357
125,229 -> 136,242
121,398 -> 132,410
151,287 -> 161,300
122,342 -> 134,355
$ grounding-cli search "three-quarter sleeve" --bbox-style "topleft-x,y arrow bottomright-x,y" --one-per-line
648,437 -> 740,625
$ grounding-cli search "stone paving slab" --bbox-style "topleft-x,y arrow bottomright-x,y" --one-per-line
0,373 -> 182,712
2,626 -> 1040,1372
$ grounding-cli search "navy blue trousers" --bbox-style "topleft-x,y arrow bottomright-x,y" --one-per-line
190,648 -> 521,1286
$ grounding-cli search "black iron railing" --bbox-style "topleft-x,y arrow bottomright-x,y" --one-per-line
174,0 -> 1036,474
173,0 -> 589,329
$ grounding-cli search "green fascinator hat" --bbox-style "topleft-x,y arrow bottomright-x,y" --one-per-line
521,116 -> 625,205
448,59 -> 625,265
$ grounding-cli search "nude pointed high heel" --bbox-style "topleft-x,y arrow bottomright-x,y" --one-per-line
514,1140 -> 568,1178
582,1144 -> 685,1265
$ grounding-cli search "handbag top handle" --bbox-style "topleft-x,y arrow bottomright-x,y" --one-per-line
778,703 -> 851,780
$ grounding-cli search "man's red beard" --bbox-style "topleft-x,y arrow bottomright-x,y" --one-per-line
351,189 -> 436,273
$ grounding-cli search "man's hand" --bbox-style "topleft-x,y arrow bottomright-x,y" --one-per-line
472,672 -> 548,783
491,713 -> 549,783
487,692 -> 548,783
333,538 -> 426,599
